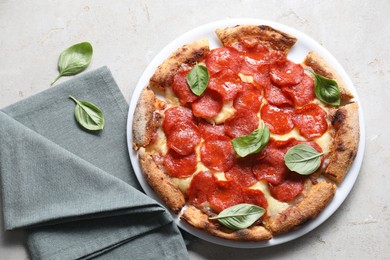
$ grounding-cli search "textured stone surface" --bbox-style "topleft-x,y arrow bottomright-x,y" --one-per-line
1,0 -> 389,259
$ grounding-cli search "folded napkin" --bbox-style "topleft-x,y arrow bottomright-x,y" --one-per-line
0,67 -> 189,259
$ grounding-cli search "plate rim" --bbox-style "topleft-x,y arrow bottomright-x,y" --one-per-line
126,18 -> 365,248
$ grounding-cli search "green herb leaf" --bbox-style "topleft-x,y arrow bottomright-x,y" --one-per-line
312,72 -> 341,106
209,204 -> 265,230
69,95 -> 104,131
186,64 -> 209,96
232,121 -> 270,157
284,144 -> 324,175
51,42 -> 93,85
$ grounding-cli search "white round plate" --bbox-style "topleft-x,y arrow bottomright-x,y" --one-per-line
126,18 -> 365,248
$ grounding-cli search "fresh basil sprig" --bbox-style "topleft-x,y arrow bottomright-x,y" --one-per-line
186,64 -> 209,96
69,96 -> 104,131
232,121 -> 270,157
284,144 -> 323,175
312,71 -> 341,106
209,204 -> 265,230
51,42 -> 93,85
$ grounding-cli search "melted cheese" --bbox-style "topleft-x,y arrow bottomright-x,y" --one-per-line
165,87 -> 180,106
146,127 -> 168,155
250,181 -> 289,217
314,131 -> 333,154
238,73 -> 254,83
270,128 -> 305,142
211,101 -> 236,124
172,176 -> 192,193
270,125 -> 333,155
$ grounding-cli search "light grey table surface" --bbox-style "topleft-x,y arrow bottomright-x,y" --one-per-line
1,1 -> 389,259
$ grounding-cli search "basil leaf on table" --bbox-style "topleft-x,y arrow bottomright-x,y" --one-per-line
232,122 -> 270,157
284,144 -> 324,175
51,42 -> 93,85
312,72 -> 341,106
209,204 -> 265,230
186,64 -> 209,96
69,96 -> 104,131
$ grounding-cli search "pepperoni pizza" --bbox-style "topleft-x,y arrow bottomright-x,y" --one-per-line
132,25 -> 360,241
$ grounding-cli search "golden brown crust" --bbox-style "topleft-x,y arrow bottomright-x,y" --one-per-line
324,102 -> 360,183
181,205 -> 272,241
303,51 -> 354,101
215,25 -> 297,54
149,38 -> 210,90
264,181 -> 336,235
138,148 -> 185,214
132,87 -> 158,150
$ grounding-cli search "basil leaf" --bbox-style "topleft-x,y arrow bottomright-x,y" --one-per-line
232,122 -> 270,157
209,204 -> 265,230
186,64 -> 209,96
51,42 -> 93,85
284,144 -> 323,175
69,96 -> 104,131
312,72 -> 341,106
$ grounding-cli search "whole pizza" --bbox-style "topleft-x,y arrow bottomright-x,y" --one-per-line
132,24 -> 360,241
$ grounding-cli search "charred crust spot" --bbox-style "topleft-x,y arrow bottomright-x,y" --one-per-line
332,109 -> 347,127
258,25 -> 268,30
298,217 -> 310,226
237,229 -> 249,238
337,141 -> 345,152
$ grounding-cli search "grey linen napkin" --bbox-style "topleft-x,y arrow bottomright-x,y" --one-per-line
0,67 -> 189,259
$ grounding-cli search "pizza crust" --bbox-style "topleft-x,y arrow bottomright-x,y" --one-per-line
324,102 -> 360,183
303,51 -> 354,101
149,38 -> 210,90
264,180 -> 336,235
215,25 -> 297,54
132,87 -> 158,150
181,205 -> 273,241
138,148 -> 185,214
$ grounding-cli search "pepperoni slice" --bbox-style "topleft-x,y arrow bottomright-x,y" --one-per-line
191,89 -> 223,119
242,188 -> 268,215
233,83 -> 262,113
240,56 -> 265,75
163,106 -> 195,134
264,84 -> 294,107
293,103 -> 328,140
200,136 -> 235,172
208,179 -> 244,213
172,69 -> 198,105
197,119 -> 225,139
239,45 -> 284,75
269,173 -> 305,202
164,149 -> 197,178
166,123 -> 201,155
205,47 -> 242,75
253,64 -> 272,90
208,69 -> 243,101
252,144 -> 289,185
271,138 -> 300,153
225,157 -> 258,187
187,171 -> 216,207
255,65 -> 294,107
225,109 -> 259,138
270,59 -> 304,86
261,104 -> 294,135
281,74 -> 315,107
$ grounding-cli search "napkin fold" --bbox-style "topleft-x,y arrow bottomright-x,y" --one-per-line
0,67 -> 189,259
